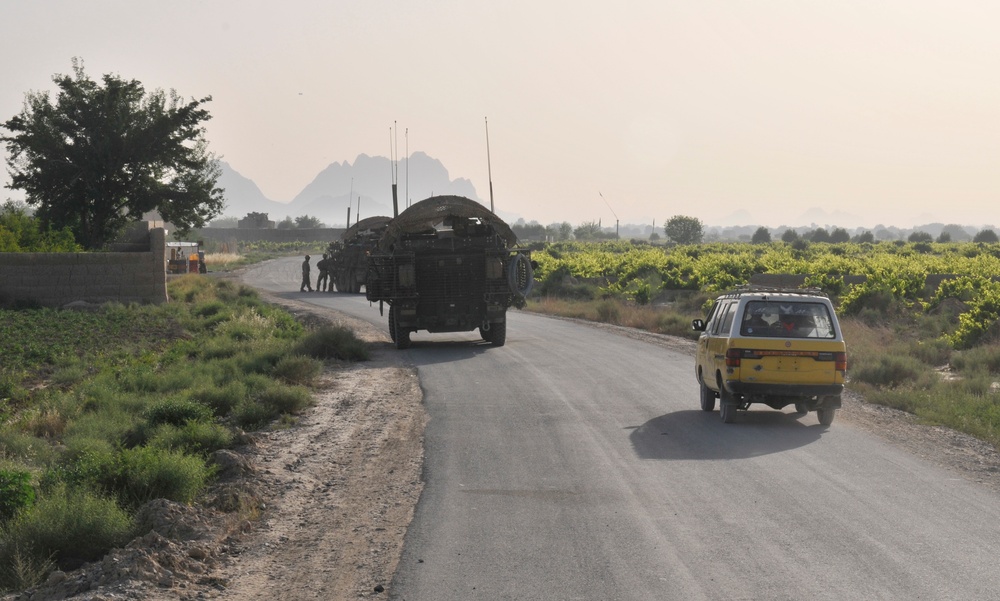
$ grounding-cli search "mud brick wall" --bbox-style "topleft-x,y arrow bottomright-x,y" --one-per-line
0,228 -> 168,307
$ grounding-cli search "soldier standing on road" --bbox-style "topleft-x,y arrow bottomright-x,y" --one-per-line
316,253 -> 331,292
300,255 -> 312,292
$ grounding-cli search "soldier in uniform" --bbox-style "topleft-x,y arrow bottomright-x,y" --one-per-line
316,253 -> 331,292
300,255 -> 312,292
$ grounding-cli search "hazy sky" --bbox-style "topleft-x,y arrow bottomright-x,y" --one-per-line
2,1 -> 998,228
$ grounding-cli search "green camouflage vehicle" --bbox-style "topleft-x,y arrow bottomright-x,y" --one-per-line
365,195 -> 534,349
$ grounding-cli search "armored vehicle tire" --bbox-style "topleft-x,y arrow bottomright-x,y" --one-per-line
817,408 -> 836,426
699,379 -> 716,412
478,326 -> 492,342
794,402 -> 808,414
388,307 -> 397,343
390,308 -> 410,349
489,321 -> 506,347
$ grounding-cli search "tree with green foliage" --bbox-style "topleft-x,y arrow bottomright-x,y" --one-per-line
908,231 -> 933,243
663,215 -> 704,244
855,231 -> 875,243
574,221 -> 604,240
276,216 -> 296,230
781,228 -> 799,243
830,227 -> 851,243
751,226 -> 771,244
294,215 -> 323,229
808,227 -> 831,243
0,59 -> 224,250
936,231 -> 952,243
941,224 -> 972,242
0,201 -> 80,252
972,229 -> 999,243
512,219 -> 547,240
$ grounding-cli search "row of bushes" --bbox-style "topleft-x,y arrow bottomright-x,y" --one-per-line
526,241 -> 1000,450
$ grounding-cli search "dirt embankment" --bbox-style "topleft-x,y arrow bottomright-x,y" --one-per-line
9,298 -> 1000,601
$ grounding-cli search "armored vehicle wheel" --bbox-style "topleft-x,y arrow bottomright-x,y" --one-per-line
390,309 -> 411,349
817,408 -> 836,426
794,402 -> 808,414
388,306 -> 397,343
699,379 -> 716,412
479,326 -> 492,342
489,321 -> 506,347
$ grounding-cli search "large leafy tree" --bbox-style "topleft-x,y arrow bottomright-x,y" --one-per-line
1,59 -> 224,249
663,215 -> 704,244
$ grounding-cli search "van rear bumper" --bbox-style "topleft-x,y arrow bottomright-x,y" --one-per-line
724,381 -> 843,401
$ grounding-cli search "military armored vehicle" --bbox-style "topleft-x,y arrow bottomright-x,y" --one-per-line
365,195 -> 533,349
327,215 -> 392,293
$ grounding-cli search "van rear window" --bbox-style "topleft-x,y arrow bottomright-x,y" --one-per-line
739,301 -> 836,339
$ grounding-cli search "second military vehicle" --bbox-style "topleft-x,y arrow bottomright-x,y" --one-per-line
327,215 -> 392,293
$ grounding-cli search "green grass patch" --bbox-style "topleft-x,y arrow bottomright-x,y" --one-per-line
292,325 -> 370,361
0,275 -> 372,583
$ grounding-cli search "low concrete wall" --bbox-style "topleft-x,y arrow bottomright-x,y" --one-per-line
0,228 -> 168,307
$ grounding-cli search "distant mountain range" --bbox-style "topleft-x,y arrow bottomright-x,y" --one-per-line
216,152 -> 484,228
215,155 -> 991,234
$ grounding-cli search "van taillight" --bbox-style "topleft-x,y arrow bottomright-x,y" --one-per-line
835,352 -> 847,372
726,349 -> 742,368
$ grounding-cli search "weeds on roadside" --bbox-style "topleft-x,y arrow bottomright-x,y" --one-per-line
293,325 -> 370,361
0,275 -> 370,588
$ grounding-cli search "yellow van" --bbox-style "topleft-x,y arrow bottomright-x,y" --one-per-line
692,287 -> 847,425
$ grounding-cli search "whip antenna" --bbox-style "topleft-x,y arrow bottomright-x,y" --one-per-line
485,117 -> 494,214
390,123 -> 399,217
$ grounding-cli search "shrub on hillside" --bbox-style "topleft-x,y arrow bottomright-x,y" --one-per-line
851,355 -> 930,388
0,484 -> 132,578
0,470 -> 35,524
147,421 -> 234,456
273,356 -> 322,386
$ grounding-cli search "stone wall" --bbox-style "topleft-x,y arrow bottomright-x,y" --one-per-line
0,228 -> 168,307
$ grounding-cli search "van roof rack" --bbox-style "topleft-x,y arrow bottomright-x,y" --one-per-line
721,284 -> 828,297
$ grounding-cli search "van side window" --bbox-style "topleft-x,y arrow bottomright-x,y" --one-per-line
719,302 -> 737,335
703,301 -> 720,333
711,301 -> 734,335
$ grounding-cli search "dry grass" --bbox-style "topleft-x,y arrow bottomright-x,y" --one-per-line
204,253 -> 242,267
526,297 -> 700,340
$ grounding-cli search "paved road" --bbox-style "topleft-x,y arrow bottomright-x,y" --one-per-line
243,258 -> 1000,600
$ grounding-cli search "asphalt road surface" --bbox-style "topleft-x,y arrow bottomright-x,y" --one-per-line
242,257 -> 1000,600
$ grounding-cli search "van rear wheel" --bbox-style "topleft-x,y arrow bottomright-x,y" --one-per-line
720,402 -> 737,423
700,380 -> 716,412
817,408 -> 836,426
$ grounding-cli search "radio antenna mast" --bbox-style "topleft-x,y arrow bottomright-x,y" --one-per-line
389,123 -> 399,217
405,128 -> 409,208
485,117 -> 494,214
